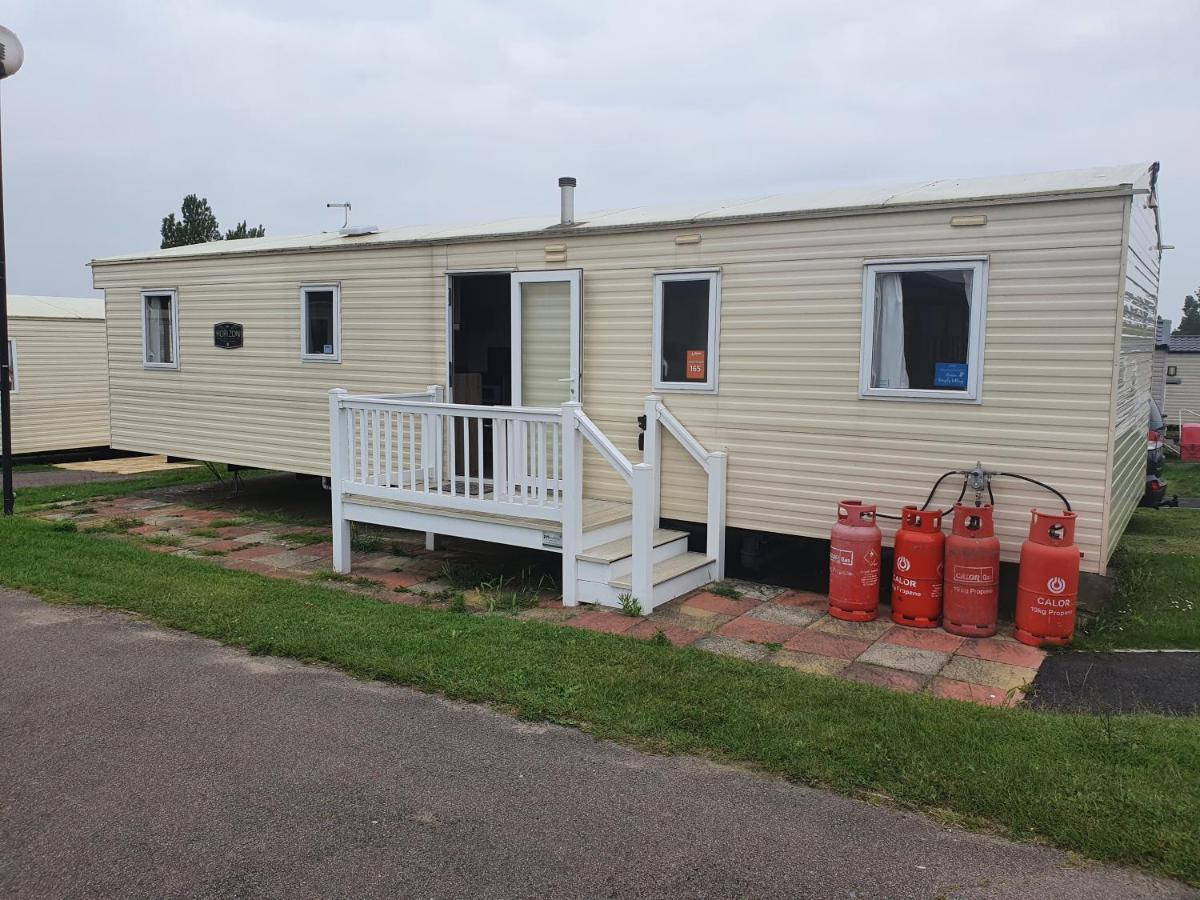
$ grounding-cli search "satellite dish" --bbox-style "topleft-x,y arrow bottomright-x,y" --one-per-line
0,26 -> 23,79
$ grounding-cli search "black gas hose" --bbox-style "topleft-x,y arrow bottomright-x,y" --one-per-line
992,471 -> 1072,512
875,470 -> 968,520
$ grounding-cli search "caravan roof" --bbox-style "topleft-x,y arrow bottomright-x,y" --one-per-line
92,163 -> 1158,266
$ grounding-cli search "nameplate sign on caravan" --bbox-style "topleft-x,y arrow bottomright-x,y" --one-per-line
214,322 -> 244,349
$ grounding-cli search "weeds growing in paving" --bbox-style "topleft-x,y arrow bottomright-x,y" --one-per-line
82,517 -> 145,535
617,593 -> 643,617
708,582 -> 743,599
310,570 -> 381,589
281,531 -> 329,547
1,514 -> 1197,885
350,527 -> 388,553
189,527 -> 221,539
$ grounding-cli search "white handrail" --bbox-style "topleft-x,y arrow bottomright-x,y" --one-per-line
656,403 -> 713,474
347,387 -> 440,403
341,397 -> 561,423
643,395 -> 727,581
575,408 -> 634,484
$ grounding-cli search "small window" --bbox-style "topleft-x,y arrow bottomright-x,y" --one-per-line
142,290 -> 179,369
652,271 -> 720,392
859,259 -> 987,401
1167,365 -> 1178,377
301,284 -> 340,361
5,339 -> 16,393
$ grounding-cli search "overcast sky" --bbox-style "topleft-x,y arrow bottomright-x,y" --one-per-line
3,0 -> 1197,320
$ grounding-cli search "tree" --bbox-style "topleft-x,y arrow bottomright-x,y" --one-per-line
159,195 -> 266,249
1175,291 -> 1200,336
224,220 -> 266,241
160,195 -> 222,248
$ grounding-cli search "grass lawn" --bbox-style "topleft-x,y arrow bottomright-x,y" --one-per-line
0,516 -> 1197,885
1076,508 -> 1200,650
1164,459 -> 1200,498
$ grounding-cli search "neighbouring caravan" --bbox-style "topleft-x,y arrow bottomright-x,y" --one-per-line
1163,333 -> 1200,426
90,163 -> 1162,609
5,295 -> 110,455
1152,318 -> 1170,411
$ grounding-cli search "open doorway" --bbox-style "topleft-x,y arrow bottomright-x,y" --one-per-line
450,273 -> 511,407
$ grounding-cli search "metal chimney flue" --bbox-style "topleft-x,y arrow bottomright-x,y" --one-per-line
558,177 -> 576,226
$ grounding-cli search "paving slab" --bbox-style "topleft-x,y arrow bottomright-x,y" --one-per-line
958,637 -> 1047,669
879,625 -> 965,654
858,642 -> 952,676
841,662 -> 931,693
810,614 -> 895,642
566,610 -> 639,635
745,602 -> 825,628
930,677 -> 1020,708
770,650 -> 852,676
681,591 -> 760,617
715,579 -> 788,601
717,615 -> 805,646
692,635 -> 771,662
624,619 -> 705,646
783,629 -> 873,660
940,656 -> 1039,692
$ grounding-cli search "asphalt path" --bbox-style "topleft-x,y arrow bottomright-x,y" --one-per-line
0,588 -> 1192,899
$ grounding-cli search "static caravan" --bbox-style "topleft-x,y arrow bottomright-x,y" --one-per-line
90,163 -> 1161,610
5,295 -> 110,455
1152,317 -> 1170,411
1163,334 -> 1200,425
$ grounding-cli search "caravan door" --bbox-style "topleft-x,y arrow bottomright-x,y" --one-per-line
510,270 -> 582,407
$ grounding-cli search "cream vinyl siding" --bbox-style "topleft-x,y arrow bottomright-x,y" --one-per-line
8,317 -> 110,454
1151,347 -> 1167,409
96,248 -> 442,475
95,194 -> 1130,574
1164,354 -> 1200,421
1101,193 -> 1158,567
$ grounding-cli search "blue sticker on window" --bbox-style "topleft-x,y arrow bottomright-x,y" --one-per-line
934,362 -> 968,389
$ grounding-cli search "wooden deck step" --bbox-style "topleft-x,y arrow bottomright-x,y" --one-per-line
342,492 -> 629,535
609,552 -> 713,590
576,528 -> 688,564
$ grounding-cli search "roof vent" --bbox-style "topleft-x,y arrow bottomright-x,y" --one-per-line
558,176 -> 576,226
339,225 -> 380,237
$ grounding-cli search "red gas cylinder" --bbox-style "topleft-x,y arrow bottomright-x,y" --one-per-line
1182,424 -> 1200,462
942,504 -> 1001,637
829,500 -> 882,621
890,506 -> 945,628
1015,509 -> 1082,647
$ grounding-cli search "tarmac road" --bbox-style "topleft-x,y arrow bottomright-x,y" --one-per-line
0,587 -> 1192,899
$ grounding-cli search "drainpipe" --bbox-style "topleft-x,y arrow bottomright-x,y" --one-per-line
558,177 -> 576,226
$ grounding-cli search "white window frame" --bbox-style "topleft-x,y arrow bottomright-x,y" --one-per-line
651,269 -> 721,393
858,257 -> 988,403
141,289 -> 180,370
5,338 -> 17,393
300,283 -> 341,363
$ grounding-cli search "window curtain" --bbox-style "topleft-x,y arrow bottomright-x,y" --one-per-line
873,273 -> 908,389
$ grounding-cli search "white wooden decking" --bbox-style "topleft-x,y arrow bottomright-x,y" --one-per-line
329,389 -> 726,612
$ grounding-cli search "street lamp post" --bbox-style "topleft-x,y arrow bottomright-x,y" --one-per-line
0,25 -> 24,516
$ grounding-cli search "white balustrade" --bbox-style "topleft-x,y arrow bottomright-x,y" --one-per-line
329,387 -> 728,598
